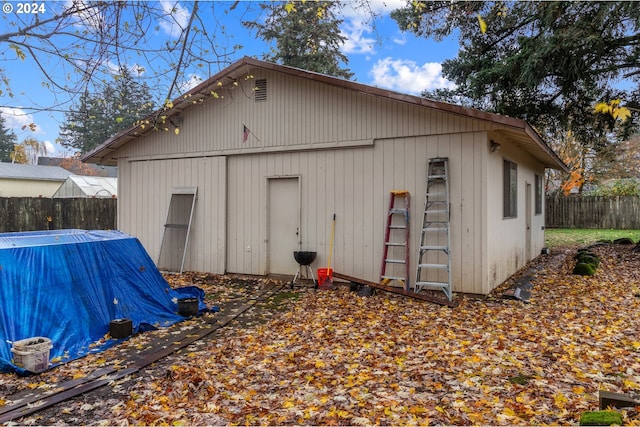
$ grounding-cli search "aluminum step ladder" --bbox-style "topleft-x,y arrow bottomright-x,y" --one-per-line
380,190 -> 410,291
415,158 -> 452,300
157,187 -> 197,274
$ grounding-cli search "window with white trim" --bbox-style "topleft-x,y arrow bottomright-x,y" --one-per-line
535,174 -> 543,215
503,159 -> 517,218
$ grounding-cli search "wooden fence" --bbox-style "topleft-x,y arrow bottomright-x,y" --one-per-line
0,197 -> 116,233
546,196 -> 640,229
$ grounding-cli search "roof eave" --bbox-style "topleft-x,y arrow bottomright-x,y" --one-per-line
82,57 -> 568,172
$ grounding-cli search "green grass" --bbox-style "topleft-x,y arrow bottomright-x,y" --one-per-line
545,228 -> 640,248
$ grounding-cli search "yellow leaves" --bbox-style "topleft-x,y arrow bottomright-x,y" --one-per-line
9,43 -> 26,61
6,258 -> 637,426
284,2 -> 296,13
502,406 -> 517,417
411,1 -> 426,13
594,99 -> 633,122
467,354 -> 483,364
572,385 -> 586,394
623,378 -> 640,389
282,399 -> 296,409
477,14 -> 487,34
554,392 -> 568,409
174,128 -> 180,136
20,122 -> 37,132
26,382 -> 45,389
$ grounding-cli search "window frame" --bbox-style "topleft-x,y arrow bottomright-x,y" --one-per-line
503,159 -> 518,218
534,174 -> 543,215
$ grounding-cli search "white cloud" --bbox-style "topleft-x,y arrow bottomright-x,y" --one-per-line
159,1 -> 190,38
178,73 -> 203,94
339,0 -> 408,55
341,0 -> 406,20
393,33 -> 407,46
105,61 -> 146,77
0,107 -> 56,155
67,0 -> 105,32
43,140 -> 57,157
341,20 -> 376,55
0,107 -> 40,133
370,58 -> 456,94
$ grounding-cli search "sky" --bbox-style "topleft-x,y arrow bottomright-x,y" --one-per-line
0,0 -> 460,158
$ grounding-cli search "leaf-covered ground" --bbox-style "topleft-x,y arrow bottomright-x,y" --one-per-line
3,244 -> 640,425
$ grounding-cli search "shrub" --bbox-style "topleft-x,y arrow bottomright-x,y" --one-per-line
579,411 -> 623,426
613,237 -> 634,245
590,178 -> 640,196
575,250 -> 597,260
573,262 -> 595,276
577,254 -> 600,268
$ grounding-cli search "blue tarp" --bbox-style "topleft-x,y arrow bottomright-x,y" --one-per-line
0,229 -> 204,374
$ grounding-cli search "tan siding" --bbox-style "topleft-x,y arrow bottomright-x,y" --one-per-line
116,69 -> 494,162
109,68 -> 557,295
485,132 -> 547,291
222,131 -> 489,294
0,179 -> 63,197
118,157 -> 226,274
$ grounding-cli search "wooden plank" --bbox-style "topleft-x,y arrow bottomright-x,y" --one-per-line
599,390 -> 640,409
0,285 -> 285,423
0,367 -> 139,423
332,272 -> 458,308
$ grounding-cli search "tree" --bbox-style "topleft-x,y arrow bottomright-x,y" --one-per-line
11,137 -> 48,164
58,67 -> 155,153
393,2 -> 638,134
0,1 -> 245,115
0,112 -> 17,162
244,1 -> 354,79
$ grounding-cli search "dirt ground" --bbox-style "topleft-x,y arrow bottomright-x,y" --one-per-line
2,243 -> 640,425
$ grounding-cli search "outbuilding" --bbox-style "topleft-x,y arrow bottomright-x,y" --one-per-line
83,57 -> 567,297
53,175 -> 118,198
0,163 -> 71,197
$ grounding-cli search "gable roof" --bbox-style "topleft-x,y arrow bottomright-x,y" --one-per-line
38,157 -> 118,177
82,57 -> 567,171
0,162 -> 72,181
53,175 -> 118,198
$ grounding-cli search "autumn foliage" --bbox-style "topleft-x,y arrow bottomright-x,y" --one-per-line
4,244 -> 640,425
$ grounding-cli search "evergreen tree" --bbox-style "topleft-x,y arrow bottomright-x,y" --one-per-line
244,1 -> 354,79
0,112 -> 17,162
392,1 -> 640,142
59,67 -> 154,154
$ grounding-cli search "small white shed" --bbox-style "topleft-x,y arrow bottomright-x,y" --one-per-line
83,57 -> 567,296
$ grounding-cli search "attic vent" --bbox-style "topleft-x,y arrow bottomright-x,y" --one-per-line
254,79 -> 267,102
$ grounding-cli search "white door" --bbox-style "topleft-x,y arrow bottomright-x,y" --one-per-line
268,177 -> 300,274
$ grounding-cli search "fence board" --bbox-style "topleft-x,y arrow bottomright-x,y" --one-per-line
546,196 -> 640,229
0,198 -> 116,233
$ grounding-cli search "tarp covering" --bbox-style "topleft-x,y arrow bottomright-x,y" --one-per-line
0,229 -> 203,374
